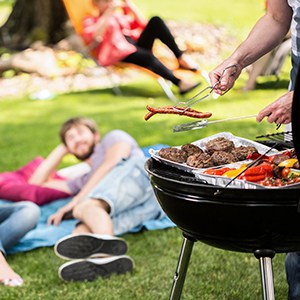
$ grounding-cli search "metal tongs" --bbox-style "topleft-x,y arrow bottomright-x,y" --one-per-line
173,64 -> 238,113
173,114 -> 257,132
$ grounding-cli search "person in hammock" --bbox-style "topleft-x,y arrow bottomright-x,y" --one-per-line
83,0 -> 200,95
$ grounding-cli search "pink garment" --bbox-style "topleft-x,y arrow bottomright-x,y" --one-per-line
82,9 -> 146,66
0,157 -> 71,206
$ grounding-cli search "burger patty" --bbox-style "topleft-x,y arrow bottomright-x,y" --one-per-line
231,146 -> 257,161
158,147 -> 188,163
158,137 -> 259,168
186,152 -> 214,168
181,143 -> 203,156
205,137 -> 235,154
211,151 -> 238,165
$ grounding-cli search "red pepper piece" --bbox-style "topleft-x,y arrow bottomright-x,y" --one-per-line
246,152 -> 268,160
266,155 -> 277,164
203,167 -> 233,176
238,174 -> 267,182
242,164 -> 273,176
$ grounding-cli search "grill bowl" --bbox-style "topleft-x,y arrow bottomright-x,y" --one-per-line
146,158 -> 300,253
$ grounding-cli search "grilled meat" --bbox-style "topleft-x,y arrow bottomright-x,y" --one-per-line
158,147 -> 188,163
273,154 -> 290,165
211,151 -> 238,166
181,144 -> 203,157
186,152 -> 214,168
205,137 -> 235,154
232,146 -> 257,161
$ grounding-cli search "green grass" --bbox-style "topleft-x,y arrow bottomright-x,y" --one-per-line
0,0 -> 292,299
0,74 -> 291,300
136,0 -> 265,40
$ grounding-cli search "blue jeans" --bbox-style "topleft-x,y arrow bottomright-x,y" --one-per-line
88,156 -> 164,236
285,252 -> 300,299
0,201 -> 40,255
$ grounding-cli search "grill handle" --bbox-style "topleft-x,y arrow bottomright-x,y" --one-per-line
297,197 -> 300,214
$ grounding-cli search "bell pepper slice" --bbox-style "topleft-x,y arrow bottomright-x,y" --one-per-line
278,158 -> 298,168
203,167 -> 233,176
222,166 -> 247,178
243,164 -> 273,176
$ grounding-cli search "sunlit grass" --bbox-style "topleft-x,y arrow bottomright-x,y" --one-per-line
0,0 -> 292,299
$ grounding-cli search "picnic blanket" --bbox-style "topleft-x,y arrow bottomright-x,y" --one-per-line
5,144 -> 175,254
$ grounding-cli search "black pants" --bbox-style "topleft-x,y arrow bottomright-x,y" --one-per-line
122,16 -> 183,86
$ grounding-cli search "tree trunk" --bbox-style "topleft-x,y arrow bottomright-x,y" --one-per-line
0,0 -> 69,50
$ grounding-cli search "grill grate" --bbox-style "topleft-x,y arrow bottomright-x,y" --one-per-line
255,131 -> 294,150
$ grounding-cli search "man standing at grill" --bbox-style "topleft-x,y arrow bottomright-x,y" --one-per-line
208,0 -> 300,299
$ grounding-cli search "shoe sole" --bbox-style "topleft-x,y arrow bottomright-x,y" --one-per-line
55,234 -> 128,260
59,256 -> 134,282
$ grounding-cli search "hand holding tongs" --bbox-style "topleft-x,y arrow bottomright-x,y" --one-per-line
173,64 -> 238,113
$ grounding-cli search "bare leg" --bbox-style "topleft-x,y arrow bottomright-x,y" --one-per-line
0,252 -> 23,286
72,199 -> 114,235
178,54 -> 199,71
73,223 -> 91,234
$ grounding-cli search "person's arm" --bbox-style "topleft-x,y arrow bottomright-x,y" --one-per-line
209,0 -> 292,94
28,144 -> 69,185
47,196 -> 79,226
47,141 -> 131,226
90,3 -> 119,43
122,0 -> 147,27
75,141 -> 131,202
256,90 -> 293,124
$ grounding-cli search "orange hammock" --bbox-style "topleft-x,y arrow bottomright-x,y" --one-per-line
62,0 -> 203,100
63,0 -> 98,36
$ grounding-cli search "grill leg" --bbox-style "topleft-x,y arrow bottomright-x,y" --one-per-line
169,234 -> 195,300
254,249 -> 276,300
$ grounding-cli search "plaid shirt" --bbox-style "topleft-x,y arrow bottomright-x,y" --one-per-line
288,0 -> 300,89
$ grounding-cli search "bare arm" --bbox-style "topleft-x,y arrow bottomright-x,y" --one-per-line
28,144 -> 69,185
90,3 -> 119,43
209,0 -> 292,94
122,0 -> 147,26
47,141 -> 131,226
74,141 -> 131,201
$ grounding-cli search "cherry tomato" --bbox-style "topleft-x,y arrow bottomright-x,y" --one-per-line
274,178 -> 284,186
281,168 -> 291,179
261,179 -> 273,186
287,179 -> 296,185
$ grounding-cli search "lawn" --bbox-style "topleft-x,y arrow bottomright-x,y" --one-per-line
0,0 -> 292,299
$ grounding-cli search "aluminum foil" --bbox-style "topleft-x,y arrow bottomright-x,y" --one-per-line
193,171 -> 300,189
150,131 -> 279,174
149,132 -> 300,189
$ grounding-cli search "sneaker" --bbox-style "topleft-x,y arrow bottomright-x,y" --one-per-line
58,256 -> 134,282
54,233 -> 128,260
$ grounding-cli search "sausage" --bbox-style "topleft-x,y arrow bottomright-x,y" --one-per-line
144,105 -> 212,121
144,111 -> 156,121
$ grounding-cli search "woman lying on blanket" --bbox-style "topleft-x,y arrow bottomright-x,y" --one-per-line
83,0 -> 200,95
27,117 -> 164,282
0,202 -> 40,286
0,156 -> 72,206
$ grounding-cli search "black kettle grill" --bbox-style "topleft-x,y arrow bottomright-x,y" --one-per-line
145,69 -> 300,300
